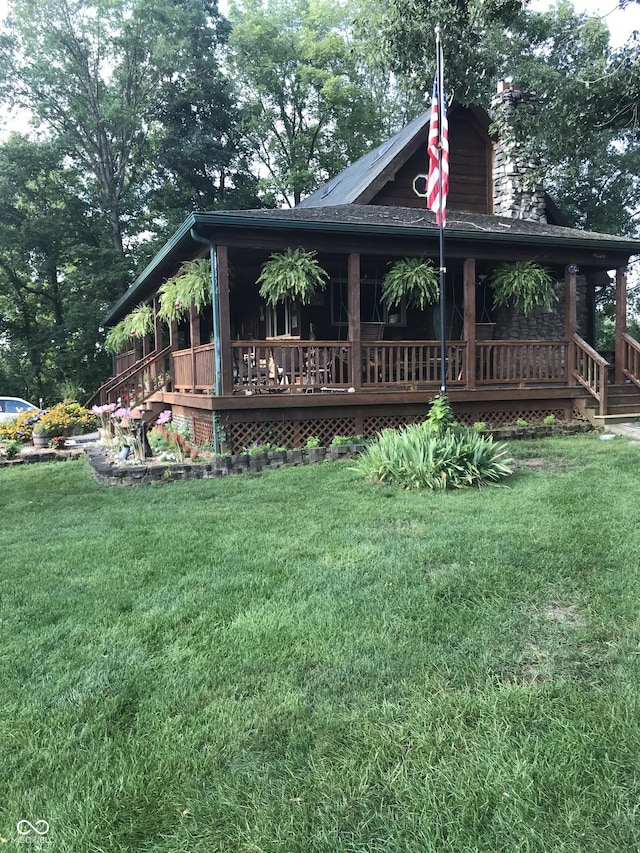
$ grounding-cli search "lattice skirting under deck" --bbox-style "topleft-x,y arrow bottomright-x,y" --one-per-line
219,404 -> 575,452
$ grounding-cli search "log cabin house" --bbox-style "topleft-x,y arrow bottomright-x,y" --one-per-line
95,86 -> 640,451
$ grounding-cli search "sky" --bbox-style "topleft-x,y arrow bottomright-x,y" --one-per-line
530,0 -> 637,47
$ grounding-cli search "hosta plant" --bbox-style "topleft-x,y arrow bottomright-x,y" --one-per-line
381,257 -> 439,311
257,248 -> 328,306
490,261 -> 556,316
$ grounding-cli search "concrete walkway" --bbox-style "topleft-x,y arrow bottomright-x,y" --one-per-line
600,421 -> 640,441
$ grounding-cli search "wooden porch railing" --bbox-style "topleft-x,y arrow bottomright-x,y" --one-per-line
126,337 -> 611,400
361,342 -> 467,386
87,345 -> 172,407
477,340 -> 567,385
232,341 -> 351,391
571,334 -> 609,417
172,343 -> 216,392
114,348 -> 138,375
621,333 -> 640,390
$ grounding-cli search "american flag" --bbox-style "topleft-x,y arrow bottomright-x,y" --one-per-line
426,73 -> 449,226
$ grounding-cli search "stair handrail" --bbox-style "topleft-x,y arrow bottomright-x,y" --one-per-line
87,345 -> 173,407
572,333 -> 609,417
621,332 -> 640,390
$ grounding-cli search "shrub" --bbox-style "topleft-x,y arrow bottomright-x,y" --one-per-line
354,421 -> 513,490
1,440 -> 21,459
0,409 -> 43,443
305,436 -> 321,448
424,393 -> 456,433
543,414 -> 556,425
330,434 -> 365,446
35,402 -> 96,436
516,418 -> 528,428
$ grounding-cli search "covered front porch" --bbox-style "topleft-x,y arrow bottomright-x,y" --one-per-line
94,206 -> 640,449
97,260 -> 632,421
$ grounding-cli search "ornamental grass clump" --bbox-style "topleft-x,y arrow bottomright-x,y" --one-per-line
354,396 -> 513,490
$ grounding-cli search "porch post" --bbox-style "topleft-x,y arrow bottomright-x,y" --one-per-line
615,265 -> 627,385
189,304 -> 200,391
217,244 -> 233,395
348,253 -> 361,391
564,265 -> 577,384
153,296 -> 162,353
150,296 -> 162,385
463,258 -> 476,390
169,319 -> 178,350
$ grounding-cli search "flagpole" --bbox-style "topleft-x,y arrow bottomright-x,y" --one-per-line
435,26 -> 447,395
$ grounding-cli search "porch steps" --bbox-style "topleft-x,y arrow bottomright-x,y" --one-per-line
588,384 -> 640,428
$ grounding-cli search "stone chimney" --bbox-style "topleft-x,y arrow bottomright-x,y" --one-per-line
492,81 -> 547,223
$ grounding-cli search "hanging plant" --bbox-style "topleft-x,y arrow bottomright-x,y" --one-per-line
257,248 -> 328,307
158,258 -> 212,322
126,303 -> 154,338
105,318 -> 132,354
381,257 -> 439,311
105,303 -> 154,353
490,261 -> 557,316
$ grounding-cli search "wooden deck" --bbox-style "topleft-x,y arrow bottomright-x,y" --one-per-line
90,333 -> 634,450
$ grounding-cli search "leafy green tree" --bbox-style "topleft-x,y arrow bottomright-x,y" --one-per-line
0,135 -> 124,401
228,0 -> 415,206
0,0 -> 237,262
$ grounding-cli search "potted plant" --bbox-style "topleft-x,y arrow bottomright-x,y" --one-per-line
490,261 -> 557,315
105,318 -> 132,354
256,248 -> 329,306
32,420 -> 53,449
381,257 -> 439,311
158,258 -> 211,322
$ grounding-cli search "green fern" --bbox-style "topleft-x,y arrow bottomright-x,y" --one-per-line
158,259 -> 212,322
257,248 -> 328,306
381,257 -> 439,311
490,261 -> 557,316
105,303 -> 153,353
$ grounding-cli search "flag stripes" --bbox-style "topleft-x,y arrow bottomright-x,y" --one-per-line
426,73 -> 449,226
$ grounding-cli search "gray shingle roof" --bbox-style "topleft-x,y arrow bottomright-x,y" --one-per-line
297,112 -> 432,208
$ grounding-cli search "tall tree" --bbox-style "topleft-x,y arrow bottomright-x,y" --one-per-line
228,0 -> 418,207
0,0 -> 236,266
0,135 -> 124,401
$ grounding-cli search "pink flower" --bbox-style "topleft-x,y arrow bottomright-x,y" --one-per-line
113,407 -> 133,420
156,409 -> 172,425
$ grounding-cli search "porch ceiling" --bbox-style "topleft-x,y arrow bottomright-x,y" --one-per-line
106,204 -> 639,324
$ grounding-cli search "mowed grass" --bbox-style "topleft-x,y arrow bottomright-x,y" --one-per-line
1,434 -> 640,852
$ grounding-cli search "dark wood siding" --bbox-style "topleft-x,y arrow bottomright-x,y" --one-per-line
370,108 -> 492,214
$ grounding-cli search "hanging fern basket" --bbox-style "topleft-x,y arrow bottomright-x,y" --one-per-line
158,258 -> 212,322
105,303 -> 154,354
490,261 -> 557,316
257,248 -> 329,307
381,257 -> 439,311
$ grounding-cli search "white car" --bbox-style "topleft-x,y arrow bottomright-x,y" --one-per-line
0,396 -> 39,422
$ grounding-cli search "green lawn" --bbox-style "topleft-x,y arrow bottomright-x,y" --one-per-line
1,435 -> 640,852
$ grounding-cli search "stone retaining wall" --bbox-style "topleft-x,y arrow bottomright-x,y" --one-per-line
84,444 -> 366,486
